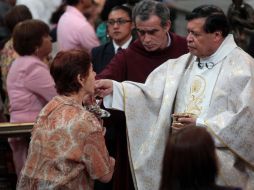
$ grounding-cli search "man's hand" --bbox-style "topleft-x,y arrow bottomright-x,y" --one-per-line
171,113 -> 197,134
177,117 -> 196,128
95,79 -> 113,97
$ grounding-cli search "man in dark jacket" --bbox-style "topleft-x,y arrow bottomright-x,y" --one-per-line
92,5 -> 134,73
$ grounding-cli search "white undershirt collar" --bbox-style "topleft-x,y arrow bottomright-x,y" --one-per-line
113,36 -> 133,54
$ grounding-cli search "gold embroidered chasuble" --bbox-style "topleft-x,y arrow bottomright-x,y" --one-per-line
104,55 -> 188,190
104,34 -> 254,190
175,35 -> 254,189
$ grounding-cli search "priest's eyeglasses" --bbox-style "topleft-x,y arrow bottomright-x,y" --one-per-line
135,28 -> 159,36
107,19 -> 132,26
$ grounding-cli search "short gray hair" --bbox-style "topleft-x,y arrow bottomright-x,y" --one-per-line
132,0 -> 171,27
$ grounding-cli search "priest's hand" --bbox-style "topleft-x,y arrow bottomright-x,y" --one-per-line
177,116 -> 197,128
95,79 -> 113,97
171,113 -> 197,134
171,116 -> 196,135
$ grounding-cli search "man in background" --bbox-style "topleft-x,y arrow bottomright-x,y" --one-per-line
96,1 -> 188,190
92,5 -> 134,73
57,0 -> 99,52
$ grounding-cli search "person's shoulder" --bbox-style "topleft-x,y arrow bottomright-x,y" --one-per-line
24,56 -> 49,72
91,42 -> 114,65
78,111 -> 102,133
128,39 -> 142,49
231,47 -> 254,66
10,56 -> 35,70
92,41 -> 112,53
58,8 -> 82,25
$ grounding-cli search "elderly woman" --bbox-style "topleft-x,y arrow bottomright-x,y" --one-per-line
7,19 -> 57,177
17,49 -> 115,190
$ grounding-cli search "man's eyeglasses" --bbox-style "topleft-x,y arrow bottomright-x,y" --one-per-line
107,19 -> 132,26
135,28 -> 159,36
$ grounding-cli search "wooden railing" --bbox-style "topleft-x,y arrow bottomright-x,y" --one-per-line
0,122 -> 34,137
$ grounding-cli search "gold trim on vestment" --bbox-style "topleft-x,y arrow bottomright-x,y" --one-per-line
121,83 -> 138,190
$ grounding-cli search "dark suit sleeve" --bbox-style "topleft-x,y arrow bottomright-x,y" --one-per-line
91,47 -> 99,72
96,50 -> 127,82
91,48 -> 96,63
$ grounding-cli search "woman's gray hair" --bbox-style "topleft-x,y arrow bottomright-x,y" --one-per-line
132,0 -> 171,27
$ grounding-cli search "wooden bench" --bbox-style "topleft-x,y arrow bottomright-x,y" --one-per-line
0,123 -> 34,137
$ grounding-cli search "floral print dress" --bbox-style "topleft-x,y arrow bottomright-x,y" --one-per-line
17,95 -> 113,190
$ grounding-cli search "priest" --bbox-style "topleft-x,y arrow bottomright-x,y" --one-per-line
96,4 -> 254,190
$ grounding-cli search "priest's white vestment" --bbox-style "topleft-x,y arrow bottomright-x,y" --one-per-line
104,34 -> 254,190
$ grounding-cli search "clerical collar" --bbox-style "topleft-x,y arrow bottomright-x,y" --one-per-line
113,36 -> 133,54
196,58 -> 216,69
195,34 -> 237,69
167,32 -> 171,47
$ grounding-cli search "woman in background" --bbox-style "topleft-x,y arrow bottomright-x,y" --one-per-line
7,19 -> 57,177
17,49 -> 115,189
0,4 -> 32,119
160,126 -> 242,190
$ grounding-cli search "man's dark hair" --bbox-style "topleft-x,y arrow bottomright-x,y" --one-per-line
186,5 -> 230,37
110,5 -> 132,20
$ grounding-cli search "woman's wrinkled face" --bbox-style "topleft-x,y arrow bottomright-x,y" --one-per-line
82,64 -> 96,95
